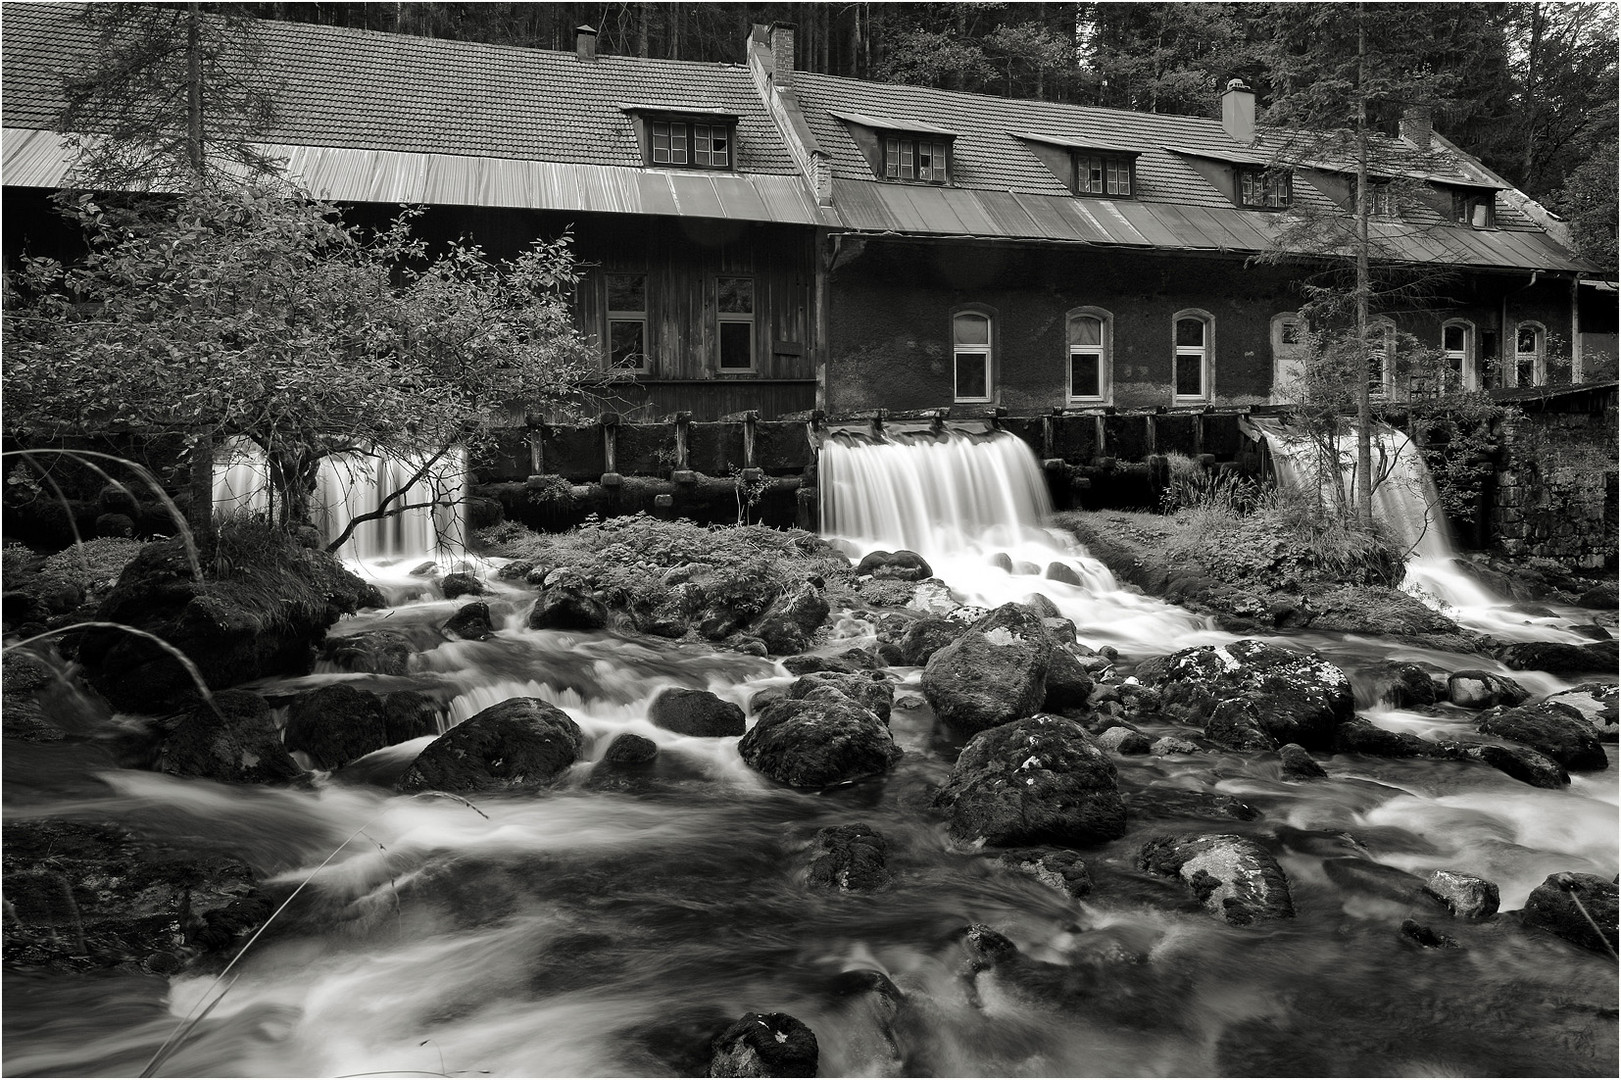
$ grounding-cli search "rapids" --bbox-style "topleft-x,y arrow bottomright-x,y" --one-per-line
4,429 -> 1616,1078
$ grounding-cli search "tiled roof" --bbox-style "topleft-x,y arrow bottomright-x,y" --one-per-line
1,3 -> 798,173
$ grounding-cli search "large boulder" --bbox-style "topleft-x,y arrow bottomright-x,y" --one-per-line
764,581 -> 831,636
854,549 -> 932,582
1424,869 -> 1501,919
1520,873 -> 1618,956
708,1013 -> 818,1078
738,696 -> 902,789
1360,661 -> 1439,708
921,608 -> 1051,735
899,617 -> 964,667
442,602 -> 496,642
1477,702 -> 1609,771
383,690 -> 441,744
1137,833 -> 1295,925
76,537 -> 379,713
786,671 -> 893,723
649,687 -> 746,737
158,690 -> 303,784
1135,640 -> 1353,751
1437,740 -> 1569,789
806,823 -> 893,893
1335,717 -> 1432,758
283,684 -> 388,770
1541,683 -> 1619,742
994,848 -> 1093,899
933,714 -> 1126,848
528,585 -> 608,631
1493,639 -> 1619,678
1446,669 -> 1529,710
322,630 -> 412,675
1043,646 -> 1096,712
397,698 -> 584,794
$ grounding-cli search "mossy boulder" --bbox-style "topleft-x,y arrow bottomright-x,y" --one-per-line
398,697 -> 585,794
158,690 -> 304,784
739,696 -> 902,788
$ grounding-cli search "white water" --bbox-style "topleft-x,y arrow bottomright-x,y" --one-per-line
213,437 -> 470,578
820,429 -> 1220,656
1250,418 -> 1592,643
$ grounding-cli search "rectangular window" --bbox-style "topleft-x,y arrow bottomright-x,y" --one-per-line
1067,314 -> 1108,401
1356,178 -> 1394,217
1077,154 -> 1131,197
1514,324 -> 1544,386
693,124 -> 729,168
1453,192 -> 1494,228
1174,316 -> 1209,401
1239,168 -> 1291,209
717,276 -> 754,370
606,273 -> 648,371
953,312 -> 992,402
884,136 -> 949,184
650,119 -> 731,169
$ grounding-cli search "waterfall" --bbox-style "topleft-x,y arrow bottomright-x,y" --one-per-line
819,427 -> 1213,654
213,438 -> 468,568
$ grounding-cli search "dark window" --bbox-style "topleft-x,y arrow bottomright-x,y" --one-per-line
1077,154 -> 1132,197
1355,178 -> 1394,216
651,120 -> 731,169
606,273 -> 648,371
717,277 -> 755,370
1067,313 -> 1109,401
884,136 -> 950,183
1174,316 -> 1210,401
1452,191 -> 1494,227
1238,168 -> 1291,208
953,311 -> 992,402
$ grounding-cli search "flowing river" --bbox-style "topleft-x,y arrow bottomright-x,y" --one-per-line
4,431 -> 1616,1077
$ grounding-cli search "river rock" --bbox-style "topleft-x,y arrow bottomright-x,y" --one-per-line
1043,646 -> 1096,712
1137,833 -> 1295,925
1477,702 -> 1609,771
76,537 -> 379,712
739,696 -> 902,788
900,617 -> 964,666
1335,717 -> 1432,758
1203,698 -> 1279,752
1492,639 -> 1620,678
1094,724 -> 1152,754
1278,742 -> 1328,778
1360,662 -> 1439,708
1576,581 -> 1619,609
397,697 -> 584,794
1541,683 -> 1619,742
1448,741 -> 1569,788
284,684 -> 387,769
780,653 -> 860,676
1136,639 -> 1353,751
321,630 -> 413,676
786,671 -> 893,723
1151,735 -> 1202,756
1322,858 -> 1427,904
708,1012 -> 818,1078
995,848 -> 1093,899
157,689 -> 303,784
1424,869 -> 1501,918
806,823 -> 892,892
1400,919 -> 1461,949
1447,669 -> 1530,709
765,581 -> 831,635
933,714 -> 1126,848
649,687 -> 745,737
528,585 -> 608,631
1520,873 -> 1619,956
383,690 -> 440,743
442,601 -> 496,642
2,818 -> 267,974
921,614 -> 1050,736
440,572 -> 487,599
854,549 -> 933,582
1129,788 -> 1260,823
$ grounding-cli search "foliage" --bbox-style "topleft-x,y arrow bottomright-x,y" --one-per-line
39,537 -> 150,593
1405,394 -> 1519,522
3,180 -> 602,536
1158,454 -> 1264,516
3,541 -> 40,580
59,3 -> 283,189
1549,134 -> 1619,275
728,466 -> 773,526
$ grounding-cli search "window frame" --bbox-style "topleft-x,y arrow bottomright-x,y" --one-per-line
1171,309 -> 1214,404
883,134 -> 951,184
1441,319 -> 1475,392
1451,190 -> 1495,228
1513,320 -> 1546,387
647,117 -> 735,171
715,275 -> 757,372
1237,167 -> 1292,209
952,308 -> 995,404
1065,307 -> 1113,404
604,271 -> 650,373
1075,153 -> 1133,198
1270,312 -> 1308,405
1355,177 -> 1395,218
1367,319 -> 1397,400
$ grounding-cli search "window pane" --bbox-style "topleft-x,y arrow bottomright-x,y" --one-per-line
670,124 -> 687,164
1107,159 -> 1129,195
1517,326 -> 1539,353
1071,351 -> 1100,397
1176,318 -> 1205,347
694,124 -> 711,166
900,141 -> 913,177
1280,319 -> 1301,345
953,312 -> 989,346
1068,315 -> 1102,347
955,352 -> 988,398
718,277 -> 753,314
719,322 -> 752,369
885,138 -> 898,178
652,123 -> 670,163
609,321 -> 645,368
607,273 -> 645,312
1175,351 -> 1203,397
711,132 -> 729,167
1443,325 -> 1465,352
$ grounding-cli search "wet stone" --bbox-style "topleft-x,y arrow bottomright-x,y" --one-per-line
284,684 -> 388,770
1401,918 -> 1461,949
1278,742 -> 1328,778
397,697 -> 584,794
995,848 -> 1093,899
649,687 -> 745,738
708,1012 -> 819,1078
1424,869 -> 1501,919
806,823 -> 892,893
1137,833 -> 1295,925
322,630 -> 412,676
1520,872 -> 1619,956
442,601 -> 496,641
1477,702 -> 1609,771
1447,669 -> 1530,710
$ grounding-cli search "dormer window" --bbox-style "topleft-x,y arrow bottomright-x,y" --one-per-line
1354,177 -> 1394,217
884,136 -> 950,183
1077,153 -> 1132,197
1451,190 -> 1494,228
1238,168 -> 1291,209
652,120 -> 730,168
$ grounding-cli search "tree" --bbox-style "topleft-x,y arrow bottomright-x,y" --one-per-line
1081,3 -> 1266,114
1549,134 -> 1619,275
3,181 -> 601,549
1499,2 -> 1619,199
58,3 -> 283,190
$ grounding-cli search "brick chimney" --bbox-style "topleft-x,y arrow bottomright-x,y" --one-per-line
1221,79 -> 1255,145
770,22 -> 795,88
1400,105 -> 1433,150
576,25 -> 597,62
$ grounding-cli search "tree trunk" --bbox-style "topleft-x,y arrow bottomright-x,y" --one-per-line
1354,3 -> 1374,530
187,429 -> 216,547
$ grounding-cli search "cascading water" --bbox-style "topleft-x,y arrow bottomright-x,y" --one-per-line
213,437 -> 469,572
820,427 -> 1217,655
1249,418 -> 1590,642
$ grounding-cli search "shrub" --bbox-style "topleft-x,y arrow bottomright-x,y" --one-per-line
39,537 -> 150,592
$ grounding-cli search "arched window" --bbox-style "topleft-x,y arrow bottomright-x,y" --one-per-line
1441,320 -> 1475,392
1270,312 -> 1307,404
952,309 -> 994,403
1066,308 -> 1112,403
1172,310 -> 1213,403
1514,321 -> 1546,387
1368,320 -> 1397,399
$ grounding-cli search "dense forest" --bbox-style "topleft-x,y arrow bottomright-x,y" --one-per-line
235,2 -> 1615,208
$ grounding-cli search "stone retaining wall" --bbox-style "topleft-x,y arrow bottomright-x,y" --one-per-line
1491,408 -> 1618,571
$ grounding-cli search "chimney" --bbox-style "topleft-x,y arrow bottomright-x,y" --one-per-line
576,25 -> 597,62
1400,105 -> 1433,150
1221,79 -> 1255,145
770,22 -> 795,88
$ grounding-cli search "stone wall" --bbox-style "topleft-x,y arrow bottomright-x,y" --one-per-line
1490,403 -> 1618,571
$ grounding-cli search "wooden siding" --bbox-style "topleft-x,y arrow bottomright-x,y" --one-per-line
588,379 -> 817,421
